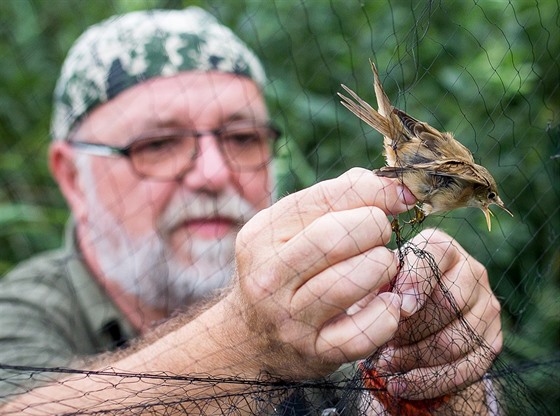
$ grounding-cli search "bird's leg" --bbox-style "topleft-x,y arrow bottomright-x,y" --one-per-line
391,217 -> 402,244
391,206 -> 426,245
405,205 -> 426,226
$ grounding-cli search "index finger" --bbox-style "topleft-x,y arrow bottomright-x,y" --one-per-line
287,167 -> 416,215
250,167 -> 416,239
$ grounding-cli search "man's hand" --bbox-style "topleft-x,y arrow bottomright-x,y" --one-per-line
231,167 -> 415,379
2,171 -> 501,414
376,229 -> 503,400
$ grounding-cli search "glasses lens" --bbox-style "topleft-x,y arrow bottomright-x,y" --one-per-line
129,134 -> 196,179
220,124 -> 276,170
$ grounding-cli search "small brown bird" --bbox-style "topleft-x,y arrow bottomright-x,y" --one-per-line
338,60 -> 512,231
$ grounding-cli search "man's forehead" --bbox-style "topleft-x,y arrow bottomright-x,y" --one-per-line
74,72 -> 267,142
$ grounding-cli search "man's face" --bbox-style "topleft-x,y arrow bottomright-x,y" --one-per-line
70,72 -> 273,313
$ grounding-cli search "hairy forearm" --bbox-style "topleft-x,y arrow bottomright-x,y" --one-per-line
0,293 -> 280,415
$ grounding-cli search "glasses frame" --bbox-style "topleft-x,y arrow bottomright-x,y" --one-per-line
69,122 -> 281,180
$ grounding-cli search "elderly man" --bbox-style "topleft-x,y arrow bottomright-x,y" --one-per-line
0,7 -> 502,414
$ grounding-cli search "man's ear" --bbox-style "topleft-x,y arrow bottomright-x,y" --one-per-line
49,141 -> 88,223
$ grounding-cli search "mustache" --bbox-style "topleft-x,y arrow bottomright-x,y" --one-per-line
158,191 -> 258,234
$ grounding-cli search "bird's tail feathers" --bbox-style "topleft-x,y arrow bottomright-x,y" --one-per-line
338,84 -> 393,138
369,60 -> 393,118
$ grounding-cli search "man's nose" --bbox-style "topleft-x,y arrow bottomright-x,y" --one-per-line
182,135 -> 231,192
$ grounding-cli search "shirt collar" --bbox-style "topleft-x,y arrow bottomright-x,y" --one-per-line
63,219 -> 138,350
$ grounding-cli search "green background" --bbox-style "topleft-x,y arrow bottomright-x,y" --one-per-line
0,0 -> 558,412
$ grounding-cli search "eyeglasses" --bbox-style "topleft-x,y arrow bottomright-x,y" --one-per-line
69,121 -> 281,180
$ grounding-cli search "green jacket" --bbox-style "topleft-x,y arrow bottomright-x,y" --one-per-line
0,222 -> 136,402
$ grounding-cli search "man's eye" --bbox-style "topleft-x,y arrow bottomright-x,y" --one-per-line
225,131 -> 262,146
133,137 -> 182,154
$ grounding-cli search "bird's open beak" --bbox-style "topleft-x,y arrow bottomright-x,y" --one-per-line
481,197 -> 513,232
481,206 -> 493,232
495,196 -> 514,217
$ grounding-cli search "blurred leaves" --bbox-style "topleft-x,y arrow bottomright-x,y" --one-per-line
0,0 -> 558,410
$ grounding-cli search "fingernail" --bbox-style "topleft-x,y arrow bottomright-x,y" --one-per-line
388,292 -> 402,310
376,347 -> 394,370
387,378 -> 407,396
400,289 -> 419,315
396,185 -> 416,206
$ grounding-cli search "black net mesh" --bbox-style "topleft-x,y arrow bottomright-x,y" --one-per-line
0,0 -> 558,415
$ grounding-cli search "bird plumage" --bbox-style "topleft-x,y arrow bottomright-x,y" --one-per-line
338,60 -> 512,231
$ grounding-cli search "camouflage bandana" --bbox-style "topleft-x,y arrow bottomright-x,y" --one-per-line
51,7 -> 266,140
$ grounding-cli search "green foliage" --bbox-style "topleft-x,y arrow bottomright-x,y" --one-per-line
0,0 -> 558,410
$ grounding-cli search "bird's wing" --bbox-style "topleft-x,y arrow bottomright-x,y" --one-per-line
373,166 -> 407,179
392,108 -> 476,163
418,160 -> 490,186
382,160 -> 491,186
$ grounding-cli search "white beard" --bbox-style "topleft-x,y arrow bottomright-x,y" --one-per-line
88,209 -> 239,312
79,159 -> 258,313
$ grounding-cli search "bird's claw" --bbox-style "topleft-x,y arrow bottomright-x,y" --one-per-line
405,205 -> 426,226
391,217 -> 404,245
391,206 -> 426,245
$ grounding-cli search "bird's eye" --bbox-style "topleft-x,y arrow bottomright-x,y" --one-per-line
488,192 -> 496,199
